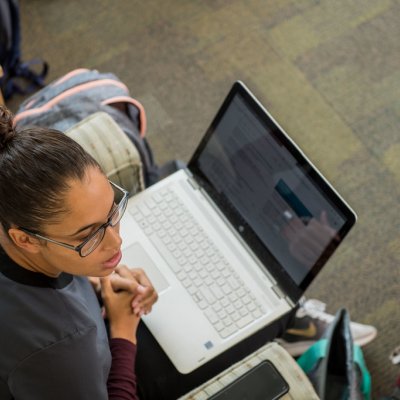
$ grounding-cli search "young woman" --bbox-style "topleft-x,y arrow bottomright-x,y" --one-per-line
0,105 -> 157,400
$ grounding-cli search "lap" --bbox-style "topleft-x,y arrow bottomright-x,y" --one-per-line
136,308 -> 296,400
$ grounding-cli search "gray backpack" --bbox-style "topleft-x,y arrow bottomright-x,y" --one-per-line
14,68 -> 159,191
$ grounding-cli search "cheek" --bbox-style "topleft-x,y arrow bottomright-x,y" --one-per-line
46,247 -> 99,275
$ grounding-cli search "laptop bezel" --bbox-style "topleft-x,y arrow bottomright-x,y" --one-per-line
188,81 -> 356,303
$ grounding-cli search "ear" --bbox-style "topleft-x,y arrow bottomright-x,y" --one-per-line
7,228 -> 42,254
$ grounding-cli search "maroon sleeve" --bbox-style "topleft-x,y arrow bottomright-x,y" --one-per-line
107,338 -> 138,400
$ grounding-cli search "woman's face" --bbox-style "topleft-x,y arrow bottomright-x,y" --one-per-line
36,166 -> 123,277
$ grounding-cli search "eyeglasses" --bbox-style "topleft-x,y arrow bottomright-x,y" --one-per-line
19,181 -> 129,257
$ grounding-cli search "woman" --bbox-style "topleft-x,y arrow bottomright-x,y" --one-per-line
0,106 -> 157,399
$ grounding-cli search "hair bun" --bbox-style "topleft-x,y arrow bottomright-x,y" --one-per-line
0,106 -> 16,150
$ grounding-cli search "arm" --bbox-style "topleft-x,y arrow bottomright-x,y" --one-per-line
108,339 -> 138,400
101,275 -> 141,400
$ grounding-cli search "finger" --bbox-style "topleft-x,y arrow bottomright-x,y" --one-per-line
114,264 -> 132,279
100,276 -> 113,299
132,285 -> 156,304
110,275 -> 138,293
132,290 -> 158,313
130,268 -> 152,287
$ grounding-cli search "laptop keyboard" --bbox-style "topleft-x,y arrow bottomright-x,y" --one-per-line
129,187 -> 266,339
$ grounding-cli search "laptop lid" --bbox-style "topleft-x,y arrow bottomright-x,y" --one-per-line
188,81 -> 356,303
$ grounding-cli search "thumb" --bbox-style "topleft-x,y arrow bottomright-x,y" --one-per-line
110,274 -> 138,293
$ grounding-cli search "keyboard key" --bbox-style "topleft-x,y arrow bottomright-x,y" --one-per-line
199,287 -> 216,304
198,300 -> 208,310
210,284 -> 224,300
220,325 -> 237,338
225,304 -> 235,315
222,285 -> 232,295
214,320 -> 224,332
228,276 -> 240,290
252,308 -> 263,319
152,192 -> 163,203
181,278 -> 192,288
236,314 -> 254,329
204,309 -> 219,325
138,203 -> 151,217
222,315 -> 233,327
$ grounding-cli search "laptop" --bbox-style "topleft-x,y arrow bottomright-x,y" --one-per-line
119,81 -> 356,374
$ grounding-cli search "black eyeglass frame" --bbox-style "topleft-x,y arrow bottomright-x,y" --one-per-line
19,181 -> 129,257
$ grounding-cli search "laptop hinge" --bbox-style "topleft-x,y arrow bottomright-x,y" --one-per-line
271,284 -> 284,299
187,176 -> 200,191
272,284 -> 294,307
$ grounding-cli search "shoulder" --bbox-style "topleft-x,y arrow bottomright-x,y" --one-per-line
0,273 -> 107,378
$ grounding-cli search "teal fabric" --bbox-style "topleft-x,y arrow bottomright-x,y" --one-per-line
297,338 -> 327,374
354,344 -> 372,400
297,339 -> 372,400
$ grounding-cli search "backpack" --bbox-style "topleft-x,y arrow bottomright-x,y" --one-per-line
14,68 -> 159,190
0,0 -> 48,100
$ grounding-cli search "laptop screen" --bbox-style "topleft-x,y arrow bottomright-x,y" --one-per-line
189,82 -> 356,302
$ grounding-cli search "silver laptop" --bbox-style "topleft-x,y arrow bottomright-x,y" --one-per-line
119,81 -> 356,374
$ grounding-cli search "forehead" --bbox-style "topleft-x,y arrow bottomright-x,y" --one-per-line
50,168 -> 113,234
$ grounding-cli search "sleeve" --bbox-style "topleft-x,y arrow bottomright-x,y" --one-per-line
8,327 -> 110,400
108,338 -> 138,400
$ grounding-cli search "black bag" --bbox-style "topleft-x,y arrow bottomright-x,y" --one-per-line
0,0 -> 48,100
297,308 -> 372,400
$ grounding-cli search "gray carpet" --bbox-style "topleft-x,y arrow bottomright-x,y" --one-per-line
7,0 -> 400,398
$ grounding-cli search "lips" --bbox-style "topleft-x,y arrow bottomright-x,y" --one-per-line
103,250 -> 122,269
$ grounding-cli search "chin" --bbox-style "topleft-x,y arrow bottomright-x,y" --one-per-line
99,268 -> 116,277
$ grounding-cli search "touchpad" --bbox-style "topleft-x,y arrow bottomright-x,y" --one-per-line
121,243 -> 170,293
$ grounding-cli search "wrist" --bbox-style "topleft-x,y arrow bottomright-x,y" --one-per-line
110,321 -> 137,344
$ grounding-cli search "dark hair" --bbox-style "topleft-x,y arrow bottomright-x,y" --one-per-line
0,106 -> 101,233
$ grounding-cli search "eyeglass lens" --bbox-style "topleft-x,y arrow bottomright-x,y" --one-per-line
80,191 -> 128,257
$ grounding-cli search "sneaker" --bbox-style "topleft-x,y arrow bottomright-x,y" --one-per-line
276,298 -> 378,357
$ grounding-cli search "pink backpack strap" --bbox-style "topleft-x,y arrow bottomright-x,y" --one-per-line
102,96 -> 147,137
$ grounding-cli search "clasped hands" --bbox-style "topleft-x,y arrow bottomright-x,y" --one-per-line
89,265 -> 158,317
89,266 -> 158,343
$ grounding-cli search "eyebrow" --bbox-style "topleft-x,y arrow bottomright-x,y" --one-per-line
68,196 -> 116,237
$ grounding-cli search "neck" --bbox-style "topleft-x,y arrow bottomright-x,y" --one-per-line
0,239 -> 61,278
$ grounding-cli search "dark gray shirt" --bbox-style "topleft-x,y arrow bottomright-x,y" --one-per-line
0,249 -> 112,399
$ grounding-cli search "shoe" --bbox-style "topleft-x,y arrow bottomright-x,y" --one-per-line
276,298 -> 378,357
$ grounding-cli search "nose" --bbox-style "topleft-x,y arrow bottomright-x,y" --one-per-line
102,223 -> 122,250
